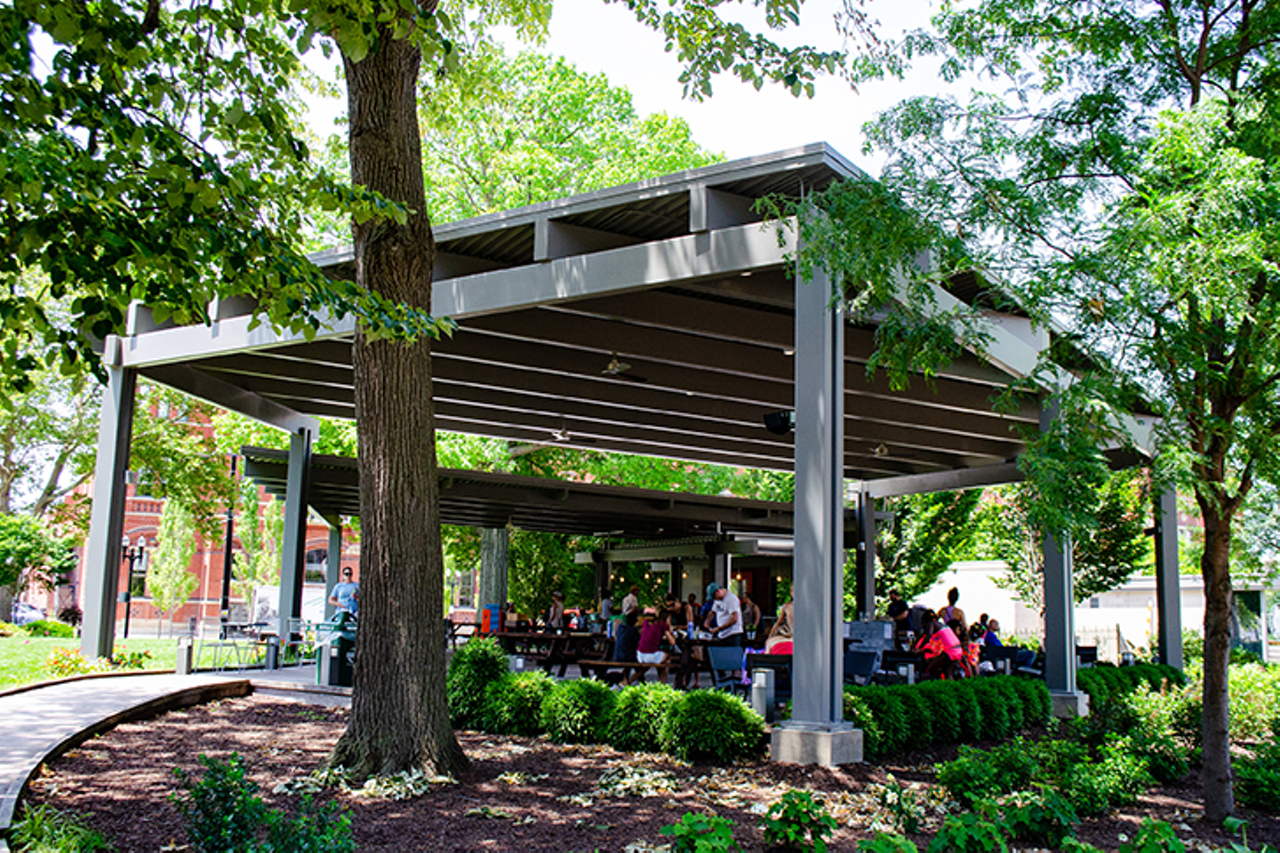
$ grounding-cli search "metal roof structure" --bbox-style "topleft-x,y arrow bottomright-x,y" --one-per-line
118,143 -> 1102,491
240,445 -> 798,540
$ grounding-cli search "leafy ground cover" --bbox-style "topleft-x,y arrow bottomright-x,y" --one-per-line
16,693 -> 1280,852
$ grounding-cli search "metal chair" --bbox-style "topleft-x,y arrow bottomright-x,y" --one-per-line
844,649 -> 879,685
707,644 -> 747,696
194,620 -> 245,672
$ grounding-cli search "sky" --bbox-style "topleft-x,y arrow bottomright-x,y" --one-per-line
301,0 -> 953,177
534,0 -> 950,175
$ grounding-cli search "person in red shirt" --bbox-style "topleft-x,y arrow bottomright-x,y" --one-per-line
633,608 -> 677,684
923,618 -> 966,679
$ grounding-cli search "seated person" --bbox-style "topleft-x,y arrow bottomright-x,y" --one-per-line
614,611 -> 641,663
983,618 -> 1037,668
633,608 -> 677,683
764,616 -> 793,654
922,617 -> 965,679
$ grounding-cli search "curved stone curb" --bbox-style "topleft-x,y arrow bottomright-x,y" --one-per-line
0,674 -> 251,848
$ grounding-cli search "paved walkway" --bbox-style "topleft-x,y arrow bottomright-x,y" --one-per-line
0,672 -> 252,849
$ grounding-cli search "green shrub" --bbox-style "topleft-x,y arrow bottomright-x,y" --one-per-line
10,803 -> 109,852
967,679 -> 1010,742
925,813 -> 1008,853
1237,743 -> 1280,813
979,677 -> 1024,733
759,789 -> 838,853
948,681 -> 984,743
609,682 -> 681,753
660,689 -> 765,763
1117,818 -> 1186,853
999,788 -> 1078,847
936,740 -> 1038,807
540,678 -> 616,744
480,670 -> 554,736
23,620 -> 74,638
660,811 -> 739,852
446,637 -> 508,729
857,833 -> 920,852
1060,739 -> 1153,817
1010,677 -> 1052,726
172,753 -> 353,853
843,690 -> 886,759
914,682 -> 962,744
857,686 -> 910,755
888,686 -> 934,747
1229,663 -> 1280,742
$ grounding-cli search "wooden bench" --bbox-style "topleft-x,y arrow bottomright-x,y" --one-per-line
577,659 -> 672,683
445,621 -> 478,649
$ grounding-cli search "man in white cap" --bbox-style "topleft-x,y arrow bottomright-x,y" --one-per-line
707,582 -> 742,642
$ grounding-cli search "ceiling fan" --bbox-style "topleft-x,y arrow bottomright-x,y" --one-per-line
600,353 -> 648,383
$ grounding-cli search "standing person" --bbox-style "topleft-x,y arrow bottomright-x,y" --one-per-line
328,566 -> 360,618
599,589 -> 614,622
707,584 -> 743,642
886,589 -> 911,648
938,587 -> 966,628
685,594 -> 699,629
547,591 -> 565,631
621,585 -> 640,617
739,591 -> 761,636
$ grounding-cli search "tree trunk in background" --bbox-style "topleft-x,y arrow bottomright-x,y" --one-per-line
1200,504 -> 1235,822
328,27 -> 467,779
478,527 -> 509,613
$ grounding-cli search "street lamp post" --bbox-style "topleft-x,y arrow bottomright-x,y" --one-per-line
120,535 -> 145,640
220,455 -> 238,638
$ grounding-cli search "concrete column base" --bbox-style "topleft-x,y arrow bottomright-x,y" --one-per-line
771,723 -> 862,766
1050,690 -> 1090,719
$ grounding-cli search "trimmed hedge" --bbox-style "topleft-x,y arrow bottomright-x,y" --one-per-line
541,678 -> 617,744
659,689 -> 767,763
844,675 -> 1050,760
1076,663 -> 1184,706
481,670 -> 555,736
446,637 -> 509,729
609,682 -> 682,753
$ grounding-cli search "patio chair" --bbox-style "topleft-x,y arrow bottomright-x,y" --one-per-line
844,649 -> 879,686
707,644 -> 747,697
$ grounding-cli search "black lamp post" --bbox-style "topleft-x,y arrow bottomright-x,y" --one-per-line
220,455 -> 238,638
121,535 -> 145,639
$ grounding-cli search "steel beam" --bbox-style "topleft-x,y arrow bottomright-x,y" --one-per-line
277,428 -> 312,645
81,361 -> 137,660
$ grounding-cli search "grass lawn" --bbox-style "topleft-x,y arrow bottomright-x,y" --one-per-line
0,635 -> 177,689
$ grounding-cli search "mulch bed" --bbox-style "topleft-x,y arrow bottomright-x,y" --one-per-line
19,692 -> 1280,851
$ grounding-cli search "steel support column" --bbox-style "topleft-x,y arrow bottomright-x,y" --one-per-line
1153,487 -> 1184,669
277,428 -> 311,643
788,266 -> 847,729
81,360 -> 138,660
855,490 -> 876,620
1042,531 -> 1076,694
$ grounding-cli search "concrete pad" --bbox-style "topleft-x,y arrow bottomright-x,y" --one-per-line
1050,690 -> 1090,719
771,723 -> 863,766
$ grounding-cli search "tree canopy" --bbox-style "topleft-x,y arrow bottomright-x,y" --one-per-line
827,0 -> 1280,821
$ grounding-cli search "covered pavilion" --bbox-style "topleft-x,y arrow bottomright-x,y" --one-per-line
79,144 -> 1182,762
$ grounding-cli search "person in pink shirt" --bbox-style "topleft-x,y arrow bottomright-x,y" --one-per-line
633,608 -> 677,684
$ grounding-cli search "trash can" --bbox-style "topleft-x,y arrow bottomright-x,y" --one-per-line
481,604 -> 501,635
265,635 -> 281,670
175,637 -> 194,676
318,617 -> 356,687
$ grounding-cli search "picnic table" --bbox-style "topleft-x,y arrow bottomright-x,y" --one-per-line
498,631 -> 601,677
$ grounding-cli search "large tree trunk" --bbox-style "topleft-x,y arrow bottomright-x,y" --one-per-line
329,27 -> 467,779
1200,503 -> 1235,822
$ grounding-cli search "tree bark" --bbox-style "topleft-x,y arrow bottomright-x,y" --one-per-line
1200,502 -> 1235,822
329,27 -> 467,779
477,527 -> 509,611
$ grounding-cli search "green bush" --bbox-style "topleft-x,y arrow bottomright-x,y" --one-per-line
888,687 -> 934,747
540,678 -> 616,744
446,637 -> 508,729
660,811 -> 739,852
23,620 -> 73,638
172,753 -> 352,852
480,670 -> 554,736
857,833 -> 920,852
998,788 -> 1079,847
937,741 -> 1040,807
967,679 -> 1010,742
1117,818 -> 1186,853
977,677 -> 1023,733
759,789 -> 838,853
660,689 -> 766,763
1010,677 -> 1052,726
925,813 -> 1008,853
1237,743 -> 1280,813
609,681 -> 681,753
914,682 -> 962,744
1060,739 -> 1153,817
10,804 -> 109,852
948,681 -> 984,743
856,687 -> 911,755
843,691 -> 886,759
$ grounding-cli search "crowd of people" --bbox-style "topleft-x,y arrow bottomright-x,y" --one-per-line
895,586 -> 1038,679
